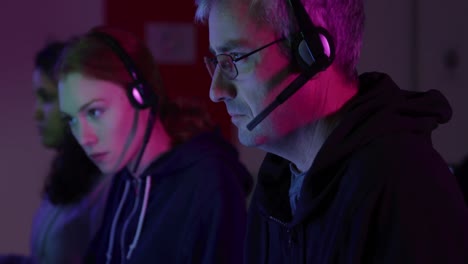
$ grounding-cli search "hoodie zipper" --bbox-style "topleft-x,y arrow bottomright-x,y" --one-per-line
268,215 -> 297,248
269,215 -> 288,226
269,215 -> 301,264
119,178 -> 142,264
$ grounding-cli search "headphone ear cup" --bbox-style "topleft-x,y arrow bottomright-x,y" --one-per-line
298,39 -> 314,67
292,31 -> 333,73
291,37 -> 314,72
127,83 -> 159,110
127,85 -> 148,109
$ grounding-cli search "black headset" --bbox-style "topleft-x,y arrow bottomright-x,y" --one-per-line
246,0 -> 336,130
90,30 -> 158,110
288,0 -> 335,73
90,30 -> 159,174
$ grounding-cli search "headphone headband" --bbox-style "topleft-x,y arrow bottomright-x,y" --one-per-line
90,30 -> 158,110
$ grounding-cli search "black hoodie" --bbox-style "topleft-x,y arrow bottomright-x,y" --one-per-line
245,72 -> 468,263
85,130 -> 253,264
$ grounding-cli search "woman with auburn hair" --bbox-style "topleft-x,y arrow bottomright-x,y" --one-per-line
56,26 -> 252,264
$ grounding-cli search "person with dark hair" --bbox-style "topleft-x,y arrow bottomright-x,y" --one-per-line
31,41 -> 113,264
195,0 -> 468,263
56,26 -> 253,264
0,41 -> 112,264
33,42 -> 67,149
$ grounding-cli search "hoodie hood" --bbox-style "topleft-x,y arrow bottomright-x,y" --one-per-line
310,72 -> 451,175
134,129 -> 253,196
256,72 -> 452,226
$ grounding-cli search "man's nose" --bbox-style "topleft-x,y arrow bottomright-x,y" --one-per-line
209,69 -> 237,102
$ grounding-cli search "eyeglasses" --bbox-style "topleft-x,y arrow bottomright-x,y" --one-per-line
204,38 -> 286,80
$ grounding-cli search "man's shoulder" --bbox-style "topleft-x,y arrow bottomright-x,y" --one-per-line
344,132 -> 453,195
350,133 -> 437,171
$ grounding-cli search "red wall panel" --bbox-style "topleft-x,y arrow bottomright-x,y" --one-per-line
104,0 -> 232,140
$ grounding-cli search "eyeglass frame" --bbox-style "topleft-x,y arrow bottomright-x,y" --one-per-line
204,37 -> 287,80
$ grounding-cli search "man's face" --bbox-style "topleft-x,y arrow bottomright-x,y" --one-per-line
208,1 -> 323,148
33,69 -> 65,148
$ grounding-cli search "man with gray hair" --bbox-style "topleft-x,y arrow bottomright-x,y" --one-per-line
195,0 -> 468,263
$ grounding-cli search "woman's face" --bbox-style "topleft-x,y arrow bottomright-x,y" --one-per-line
58,73 -> 147,174
33,69 -> 65,149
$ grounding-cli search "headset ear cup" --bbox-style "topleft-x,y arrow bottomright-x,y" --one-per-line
292,30 -> 334,73
314,28 -> 335,68
318,33 -> 331,58
298,39 -> 314,67
127,85 -> 148,109
292,38 -> 313,72
297,34 -> 332,68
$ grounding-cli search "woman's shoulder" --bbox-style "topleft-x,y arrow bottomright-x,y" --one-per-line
40,173 -> 113,221
77,173 -> 114,212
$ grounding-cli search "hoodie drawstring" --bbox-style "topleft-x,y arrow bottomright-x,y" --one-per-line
126,176 -> 152,260
106,180 -> 130,264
